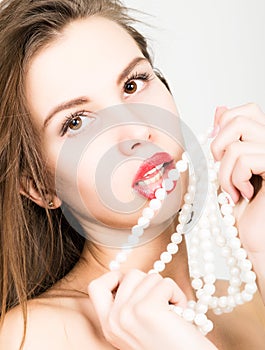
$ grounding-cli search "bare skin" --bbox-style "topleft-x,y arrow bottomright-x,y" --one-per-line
1,17 -> 265,350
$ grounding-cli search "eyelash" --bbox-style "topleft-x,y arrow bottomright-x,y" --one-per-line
60,70 -> 153,136
60,110 -> 89,136
123,71 -> 152,93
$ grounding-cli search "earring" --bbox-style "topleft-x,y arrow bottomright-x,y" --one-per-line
48,200 -> 54,208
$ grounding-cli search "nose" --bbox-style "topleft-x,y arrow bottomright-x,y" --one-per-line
118,123 -> 152,155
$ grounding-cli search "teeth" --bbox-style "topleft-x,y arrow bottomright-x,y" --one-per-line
141,171 -> 163,185
144,167 -> 157,177
156,163 -> 164,170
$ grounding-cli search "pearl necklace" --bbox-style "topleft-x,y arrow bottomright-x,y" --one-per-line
109,133 -> 257,335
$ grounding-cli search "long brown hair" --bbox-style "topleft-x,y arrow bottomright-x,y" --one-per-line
0,0 -> 156,339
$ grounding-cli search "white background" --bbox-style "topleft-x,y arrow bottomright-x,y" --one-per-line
125,0 -> 265,278
125,0 -> 265,133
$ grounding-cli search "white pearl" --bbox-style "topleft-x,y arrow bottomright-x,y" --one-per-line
167,243 -> 179,254
154,188 -> 167,200
196,302 -> 208,314
201,320 -> 214,333
194,313 -> 208,326
230,277 -> 241,287
182,152 -> 189,163
171,232 -> 182,244
223,214 -> 236,226
239,259 -> 252,271
230,267 -> 240,277
226,226 -> 238,237
209,297 -> 218,309
160,252 -> 172,263
176,159 -> 188,172
227,296 -> 236,307
228,237 -> 241,250
168,168 -> 180,181
221,204 -> 233,215
245,283 -> 257,295
184,193 -> 193,204
131,225 -> 144,237
234,248 -> 247,260
187,300 -> 197,309
128,235 -> 139,245
149,198 -> 162,210
241,291 -> 253,302
227,256 -> 237,267
242,271 -> 256,283
218,296 -> 227,308
182,308 -> 196,322
228,286 -> 239,296
176,224 -> 184,234
142,207 -> 155,219
218,193 -> 229,205
216,235 -> 226,247
234,293 -> 244,305
201,240 -> 212,251
172,305 -> 183,316
162,178 -> 174,191
191,278 -> 203,290
109,260 -> 120,271
153,260 -> 165,272
203,273 -> 216,284
213,308 -> 223,315
137,216 -> 150,228
221,246 -> 232,258
203,284 -> 216,295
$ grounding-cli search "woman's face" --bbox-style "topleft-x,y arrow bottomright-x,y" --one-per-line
25,16 -> 186,233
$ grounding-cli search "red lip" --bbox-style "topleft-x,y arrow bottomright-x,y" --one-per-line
132,152 -> 175,199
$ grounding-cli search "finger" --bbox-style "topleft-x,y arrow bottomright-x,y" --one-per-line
216,103 -> 265,130
211,117 -> 265,161
125,272 -> 164,305
218,141 -> 265,202
88,271 -> 122,326
147,277 -> 187,308
113,269 -> 146,307
232,154 -> 265,200
212,106 -> 228,136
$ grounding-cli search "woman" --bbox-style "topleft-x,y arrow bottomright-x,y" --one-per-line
0,0 -> 264,349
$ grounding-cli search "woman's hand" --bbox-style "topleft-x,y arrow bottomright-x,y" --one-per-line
88,269 -> 218,350
211,103 -> 265,299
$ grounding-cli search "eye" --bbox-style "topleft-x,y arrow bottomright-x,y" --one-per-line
123,72 -> 151,96
60,111 -> 95,136
69,116 -> 82,131
124,80 -> 144,94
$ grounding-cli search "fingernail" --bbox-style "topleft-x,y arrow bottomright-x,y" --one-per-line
241,192 -> 250,203
209,124 -> 220,138
220,188 -> 235,206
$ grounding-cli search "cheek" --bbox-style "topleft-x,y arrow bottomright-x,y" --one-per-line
139,79 -> 178,115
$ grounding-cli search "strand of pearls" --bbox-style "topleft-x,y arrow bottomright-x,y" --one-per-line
109,153 -> 189,272
109,134 -> 257,335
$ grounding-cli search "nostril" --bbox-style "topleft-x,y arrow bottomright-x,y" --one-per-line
131,142 -> 141,150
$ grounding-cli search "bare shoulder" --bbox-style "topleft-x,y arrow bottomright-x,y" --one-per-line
0,295 -> 107,350
208,279 -> 265,350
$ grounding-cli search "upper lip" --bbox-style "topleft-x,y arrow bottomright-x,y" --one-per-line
132,152 -> 173,185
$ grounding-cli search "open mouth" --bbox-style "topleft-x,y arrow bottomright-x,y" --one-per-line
132,152 -> 176,199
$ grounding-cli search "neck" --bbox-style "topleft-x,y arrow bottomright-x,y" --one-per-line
63,218 -> 195,301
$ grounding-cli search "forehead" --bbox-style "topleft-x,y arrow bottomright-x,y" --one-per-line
25,16 -> 144,120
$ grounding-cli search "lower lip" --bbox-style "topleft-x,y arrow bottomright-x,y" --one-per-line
133,161 -> 176,199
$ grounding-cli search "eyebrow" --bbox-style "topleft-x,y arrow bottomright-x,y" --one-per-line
43,56 -> 149,128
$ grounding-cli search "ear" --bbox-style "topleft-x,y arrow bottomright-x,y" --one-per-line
20,176 -> 62,209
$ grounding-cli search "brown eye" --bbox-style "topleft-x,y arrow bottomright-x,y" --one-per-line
124,80 -> 137,94
69,116 -> 82,130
